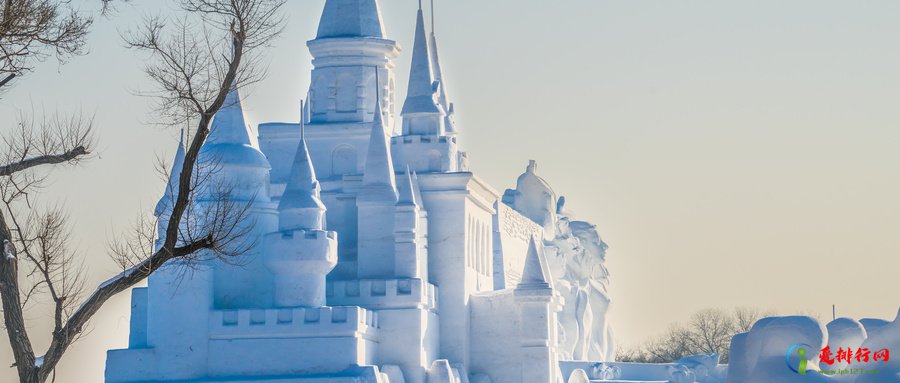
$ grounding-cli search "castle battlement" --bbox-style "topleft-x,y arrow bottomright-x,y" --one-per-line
327,278 -> 437,311
391,135 -> 455,145
272,229 -> 337,241
208,306 -> 378,340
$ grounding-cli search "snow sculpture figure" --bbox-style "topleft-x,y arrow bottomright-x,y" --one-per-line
504,160 -> 557,238
503,161 -> 615,362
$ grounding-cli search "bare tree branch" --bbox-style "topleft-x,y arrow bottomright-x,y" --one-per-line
0,0 -> 93,92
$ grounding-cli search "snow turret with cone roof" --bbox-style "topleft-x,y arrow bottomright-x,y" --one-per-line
392,1 -> 463,173
264,102 -> 338,308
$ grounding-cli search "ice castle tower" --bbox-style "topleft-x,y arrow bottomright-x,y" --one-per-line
105,1 -> 615,382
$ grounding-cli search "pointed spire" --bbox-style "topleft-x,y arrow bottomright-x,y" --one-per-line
278,112 -> 326,231
207,84 -> 253,146
317,0 -> 386,39
397,166 -> 418,206
362,72 -> 397,199
428,0 -> 450,115
401,3 -> 441,115
155,132 -> 186,216
429,30 -> 455,134
519,237 -> 551,289
429,32 -> 449,111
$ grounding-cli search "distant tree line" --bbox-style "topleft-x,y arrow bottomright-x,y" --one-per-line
617,307 -> 774,364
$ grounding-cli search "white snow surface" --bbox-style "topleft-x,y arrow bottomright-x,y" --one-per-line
727,308 -> 900,383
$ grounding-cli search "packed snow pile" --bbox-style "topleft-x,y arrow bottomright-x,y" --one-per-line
727,308 -> 900,383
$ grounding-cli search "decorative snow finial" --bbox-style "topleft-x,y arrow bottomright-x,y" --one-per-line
527,160 -> 537,174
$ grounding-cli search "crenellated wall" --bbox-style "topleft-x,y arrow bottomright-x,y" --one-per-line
327,278 -> 437,311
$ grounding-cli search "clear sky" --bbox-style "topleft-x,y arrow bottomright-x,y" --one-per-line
2,1 -> 900,381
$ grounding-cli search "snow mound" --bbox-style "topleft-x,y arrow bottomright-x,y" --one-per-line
826,317 -> 868,351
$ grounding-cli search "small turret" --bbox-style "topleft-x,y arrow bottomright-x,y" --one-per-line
264,101 -> 337,308
391,2 -> 461,174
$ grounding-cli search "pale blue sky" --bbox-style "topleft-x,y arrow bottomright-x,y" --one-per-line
2,1 -> 899,381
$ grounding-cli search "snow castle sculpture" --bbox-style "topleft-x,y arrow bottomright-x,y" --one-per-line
105,1 -> 615,382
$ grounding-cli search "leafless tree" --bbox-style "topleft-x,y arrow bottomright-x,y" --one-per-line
0,1 -> 285,382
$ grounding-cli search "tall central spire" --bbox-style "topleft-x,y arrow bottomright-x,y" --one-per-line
401,2 -> 440,116
317,0 -> 386,39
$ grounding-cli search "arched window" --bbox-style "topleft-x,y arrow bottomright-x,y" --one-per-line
332,145 -> 357,177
